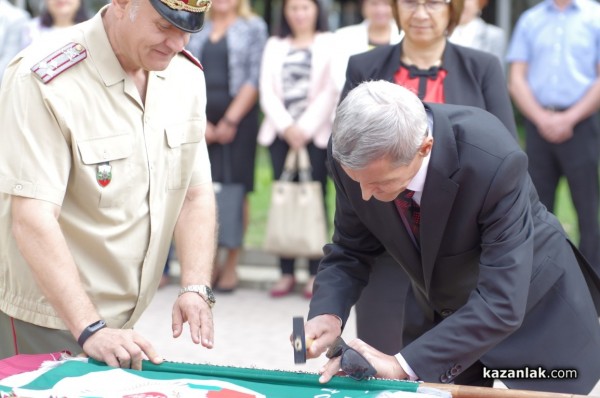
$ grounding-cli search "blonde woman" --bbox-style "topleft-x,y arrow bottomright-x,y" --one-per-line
187,0 -> 268,293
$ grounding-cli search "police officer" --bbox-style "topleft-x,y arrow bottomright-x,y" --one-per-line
0,0 -> 216,370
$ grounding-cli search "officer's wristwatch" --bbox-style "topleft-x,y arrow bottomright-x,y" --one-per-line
178,284 -> 216,308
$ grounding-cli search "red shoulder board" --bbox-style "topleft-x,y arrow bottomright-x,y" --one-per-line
31,42 -> 87,84
180,49 -> 203,70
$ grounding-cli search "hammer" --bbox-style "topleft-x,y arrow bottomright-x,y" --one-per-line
292,316 -> 314,364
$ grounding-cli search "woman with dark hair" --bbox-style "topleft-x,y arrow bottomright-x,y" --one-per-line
341,0 -> 518,386
258,0 -> 337,299
21,0 -> 88,47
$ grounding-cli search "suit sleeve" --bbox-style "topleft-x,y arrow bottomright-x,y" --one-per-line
401,149 -> 534,383
307,145 -> 385,327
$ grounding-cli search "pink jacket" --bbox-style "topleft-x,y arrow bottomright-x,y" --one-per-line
258,32 -> 338,149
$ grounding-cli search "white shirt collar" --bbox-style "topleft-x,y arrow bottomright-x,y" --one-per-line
405,109 -> 433,205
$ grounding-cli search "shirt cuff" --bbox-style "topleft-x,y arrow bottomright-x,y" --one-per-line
326,313 -> 343,328
395,353 -> 419,381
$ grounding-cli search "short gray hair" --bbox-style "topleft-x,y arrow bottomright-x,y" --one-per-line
332,80 -> 428,169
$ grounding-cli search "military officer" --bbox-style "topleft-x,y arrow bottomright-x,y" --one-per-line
0,0 -> 216,370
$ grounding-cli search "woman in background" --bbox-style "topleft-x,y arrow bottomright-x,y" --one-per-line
187,0 -> 268,293
258,0 -> 337,299
330,0 -> 403,95
449,0 -> 505,64
21,0 -> 88,47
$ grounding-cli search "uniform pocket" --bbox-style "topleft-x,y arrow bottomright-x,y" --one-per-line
164,120 -> 203,190
76,134 -> 134,208
78,134 -> 133,164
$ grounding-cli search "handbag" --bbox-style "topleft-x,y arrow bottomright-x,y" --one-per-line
214,145 -> 245,248
263,147 -> 328,258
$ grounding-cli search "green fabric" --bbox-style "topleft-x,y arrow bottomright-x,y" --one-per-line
11,359 -> 420,398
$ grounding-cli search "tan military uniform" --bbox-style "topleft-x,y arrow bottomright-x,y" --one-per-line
0,8 -> 211,331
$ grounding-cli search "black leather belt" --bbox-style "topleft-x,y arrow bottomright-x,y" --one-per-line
544,105 -> 569,112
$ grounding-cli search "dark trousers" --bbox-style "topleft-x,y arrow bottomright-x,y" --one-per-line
525,113 -> 600,271
268,137 -> 328,276
0,310 -> 80,359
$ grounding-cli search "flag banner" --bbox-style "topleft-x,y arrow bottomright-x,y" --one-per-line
0,357 -> 447,398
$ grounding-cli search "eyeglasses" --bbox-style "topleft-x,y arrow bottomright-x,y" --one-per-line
325,337 -> 377,381
398,0 -> 451,13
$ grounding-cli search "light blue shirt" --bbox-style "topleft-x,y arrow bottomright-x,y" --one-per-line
506,0 -> 600,108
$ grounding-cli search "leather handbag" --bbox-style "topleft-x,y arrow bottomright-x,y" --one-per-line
263,147 -> 328,258
214,145 -> 245,248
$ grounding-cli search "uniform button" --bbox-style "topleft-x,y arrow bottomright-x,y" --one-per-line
451,366 -> 461,376
440,373 -> 450,383
14,184 -> 23,191
440,309 -> 454,317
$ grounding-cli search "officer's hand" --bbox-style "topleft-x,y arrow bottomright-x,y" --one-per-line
82,328 -> 163,370
303,314 -> 342,360
172,292 -> 214,348
319,338 -> 408,383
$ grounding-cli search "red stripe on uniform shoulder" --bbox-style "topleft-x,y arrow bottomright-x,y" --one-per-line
180,49 -> 203,70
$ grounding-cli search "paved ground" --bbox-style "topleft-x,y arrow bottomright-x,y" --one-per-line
135,260 -> 357,374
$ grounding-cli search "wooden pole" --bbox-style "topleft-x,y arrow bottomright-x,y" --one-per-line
419,382 -> 599,398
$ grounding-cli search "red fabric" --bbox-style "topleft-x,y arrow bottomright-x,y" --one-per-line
180,49 -> 204,70
394,189 -> 421,244
0,352 -> 67,379
393,65 -> 447,103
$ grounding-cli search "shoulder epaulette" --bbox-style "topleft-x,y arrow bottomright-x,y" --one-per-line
180,49 -> 203,70
31,42 -> 87,84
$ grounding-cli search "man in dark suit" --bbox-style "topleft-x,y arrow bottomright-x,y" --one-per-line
304,80 -> 600,394
341,30 -> 519,357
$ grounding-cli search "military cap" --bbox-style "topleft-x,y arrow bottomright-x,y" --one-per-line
149,0 -> 211,33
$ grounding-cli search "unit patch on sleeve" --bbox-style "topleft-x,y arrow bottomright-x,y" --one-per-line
31,42 -> 87,84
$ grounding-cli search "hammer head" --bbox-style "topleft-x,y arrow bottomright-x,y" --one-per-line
292,316 -> 306,364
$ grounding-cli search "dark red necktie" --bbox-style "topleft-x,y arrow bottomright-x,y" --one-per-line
394,189 -> 421,247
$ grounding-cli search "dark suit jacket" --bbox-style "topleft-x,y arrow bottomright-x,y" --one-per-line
308,104 -> 600,394
340,41 -> 518,138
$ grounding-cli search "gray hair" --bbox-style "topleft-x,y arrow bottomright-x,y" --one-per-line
332,80 -> 428,169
